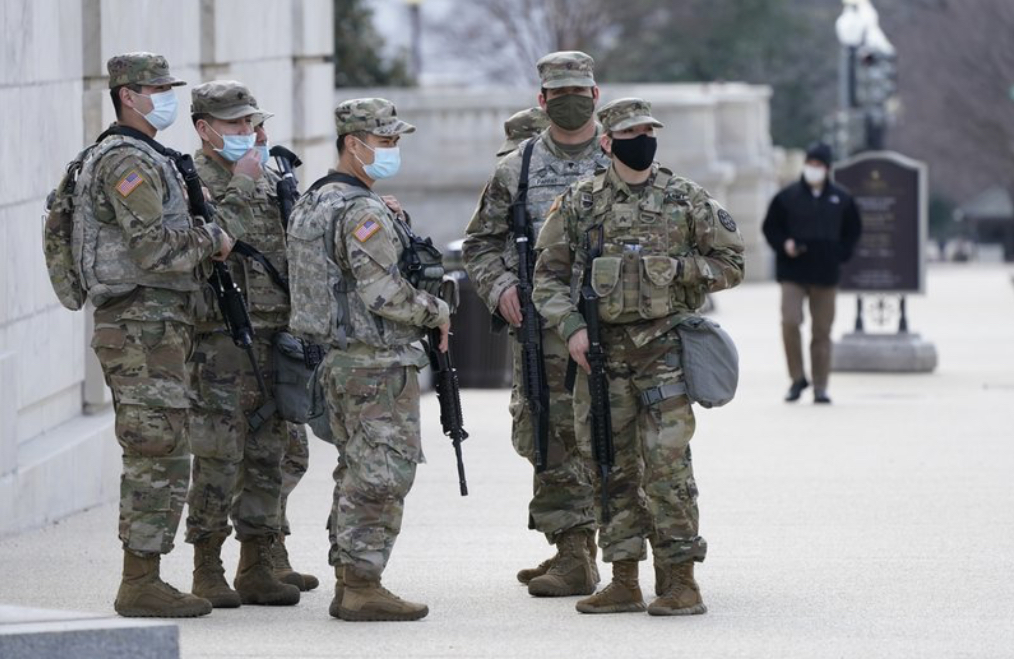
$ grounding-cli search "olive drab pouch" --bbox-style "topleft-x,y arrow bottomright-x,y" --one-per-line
639,255 -> 679,319
590,256 -> 624,321
676,316 -> 739,408
272,331 -> 334,442
43,151 -> 90,310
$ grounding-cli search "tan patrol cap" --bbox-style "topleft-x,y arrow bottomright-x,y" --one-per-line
497,107 -> 550,156
107,52 -> 186,89
597,97 -> 664,133
536,51 -> 595,89
190,80 -> 262,120
334,98 -> 415,136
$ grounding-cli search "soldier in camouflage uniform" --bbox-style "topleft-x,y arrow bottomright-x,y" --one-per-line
463,51 -> 608,597
497,107 -> 550,157
184,81 -> 316,608
286,98 -> 451,622
251,111 -> 319,593
84,53 -> 233,618
532,98 -> 745,616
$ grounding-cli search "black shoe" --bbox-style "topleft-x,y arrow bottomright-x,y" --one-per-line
814,390 -> 832,404
784,378 -> 809,402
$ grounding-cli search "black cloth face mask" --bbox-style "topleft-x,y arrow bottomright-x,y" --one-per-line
609,133 -> 657,171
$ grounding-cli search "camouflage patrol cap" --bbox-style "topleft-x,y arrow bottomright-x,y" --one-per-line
107,52 -> 186,89
334,98 -> 415,136
190,80 -> 262,120
497,107 -> 550,156
597,97 -> 664,133
536,51 -> 595,89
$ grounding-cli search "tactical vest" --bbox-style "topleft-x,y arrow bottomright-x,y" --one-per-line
579,167 -> 706,322
287,177 -> 430,350
74,135 -> 202,306
518,134 -> 611,240
197,164 -> 291,332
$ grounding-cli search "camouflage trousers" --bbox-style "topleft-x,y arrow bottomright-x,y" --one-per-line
320,355 -> 423,580
573,327 -> 707,565
510,327 -> 596,542
91,318 -> 194,556
279,422 -> 309,536
185,331 -> 287,542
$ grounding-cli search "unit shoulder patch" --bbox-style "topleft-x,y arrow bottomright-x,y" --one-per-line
717,208 -> 737,232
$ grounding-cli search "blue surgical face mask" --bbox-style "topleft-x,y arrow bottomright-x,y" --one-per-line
207,125 -> 256,162
133,90 -> 179,131
355,138 -> 401,180
256,144 -> 270,166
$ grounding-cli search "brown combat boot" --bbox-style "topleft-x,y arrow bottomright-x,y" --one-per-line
328,565 -> 345,619
518,532 -> 600,585
653,554 -> 669,597
271,534 -> 319,591
647,560 -> 707,616
338,567 -> 428,622
192,534 -> 241,608
575,560 -> 646,614
114,551 -> 212,618
233,537 -> 300,606
527,529 -> 597,597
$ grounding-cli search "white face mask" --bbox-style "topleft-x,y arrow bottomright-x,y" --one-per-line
132,90 -> 179,131
803,164 -> 828,186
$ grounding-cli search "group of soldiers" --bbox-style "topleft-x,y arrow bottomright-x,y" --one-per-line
50,48 -> 744,623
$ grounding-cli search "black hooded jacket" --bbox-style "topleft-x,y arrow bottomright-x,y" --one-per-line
762,177 -> 862,286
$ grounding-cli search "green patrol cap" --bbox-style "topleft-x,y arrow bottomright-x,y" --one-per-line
334,98 -> 415,136
107,52 -> 186,89
536,51 -> 595,89
497,107 -> 550,156
597,97 -> 664,133
190,80 -> 262,120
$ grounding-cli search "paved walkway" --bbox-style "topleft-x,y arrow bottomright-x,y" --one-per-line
2,264 -> 1013,658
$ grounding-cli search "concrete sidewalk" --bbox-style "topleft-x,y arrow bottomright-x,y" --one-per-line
2,263 -> 1013,658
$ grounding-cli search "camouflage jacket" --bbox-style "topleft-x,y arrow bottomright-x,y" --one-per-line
462,128 -> 610,314
287,174 -> 449,369
81,128 -> 226,324
194,152 -> 290,333
532,163 -> 745,348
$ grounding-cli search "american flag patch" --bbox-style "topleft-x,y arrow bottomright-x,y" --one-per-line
353,218 -> 381,242
116,170 -> 144,197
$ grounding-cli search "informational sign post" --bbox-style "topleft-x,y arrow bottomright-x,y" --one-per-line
834,151 -> 927,294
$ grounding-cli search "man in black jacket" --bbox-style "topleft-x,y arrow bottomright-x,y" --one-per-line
762,143 -> 862,404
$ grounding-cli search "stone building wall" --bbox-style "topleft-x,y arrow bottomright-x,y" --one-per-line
0,0 -> 333,536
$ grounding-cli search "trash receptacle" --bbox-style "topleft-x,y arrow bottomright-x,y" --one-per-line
444,240 -> 512,388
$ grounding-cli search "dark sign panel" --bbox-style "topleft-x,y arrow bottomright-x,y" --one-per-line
834,151 -> 927,293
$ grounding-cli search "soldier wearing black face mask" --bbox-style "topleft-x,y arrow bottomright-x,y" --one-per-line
532,97 -> 745,616
463,51 -> 609,598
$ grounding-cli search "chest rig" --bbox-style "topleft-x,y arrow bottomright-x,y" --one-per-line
577,167 -> 703,322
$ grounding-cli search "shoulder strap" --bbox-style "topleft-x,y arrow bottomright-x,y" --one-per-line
516,138 -> 537,202
306,172 -> 370,196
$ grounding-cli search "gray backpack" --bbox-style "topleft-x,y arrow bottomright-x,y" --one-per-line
272,331 -> 333,442
676,316 -> 739,408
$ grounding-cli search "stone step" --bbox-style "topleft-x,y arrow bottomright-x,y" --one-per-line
0,605 -> 178,659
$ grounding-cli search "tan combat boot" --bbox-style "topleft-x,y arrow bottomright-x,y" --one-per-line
527,529 -> 597,597
338,566 -> 428,622
192,534 -> 241,608
271,534 -> 320,591
328,565 -> 345,619
575,560 -> 646,614
519,531 -> 600,585
233,536 -> 300,606
653,554 -> 669,597
114,551 -> 212,618
647,560 -> 707,616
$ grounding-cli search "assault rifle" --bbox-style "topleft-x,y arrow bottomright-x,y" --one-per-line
269,145 -> 302,229
428,319 -> 469,497
567,227 -> 614,522
175,154 -> 272,418
511,140 -> 550,472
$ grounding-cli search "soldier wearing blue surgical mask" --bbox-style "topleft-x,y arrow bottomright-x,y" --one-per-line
185,80 -> 318,610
